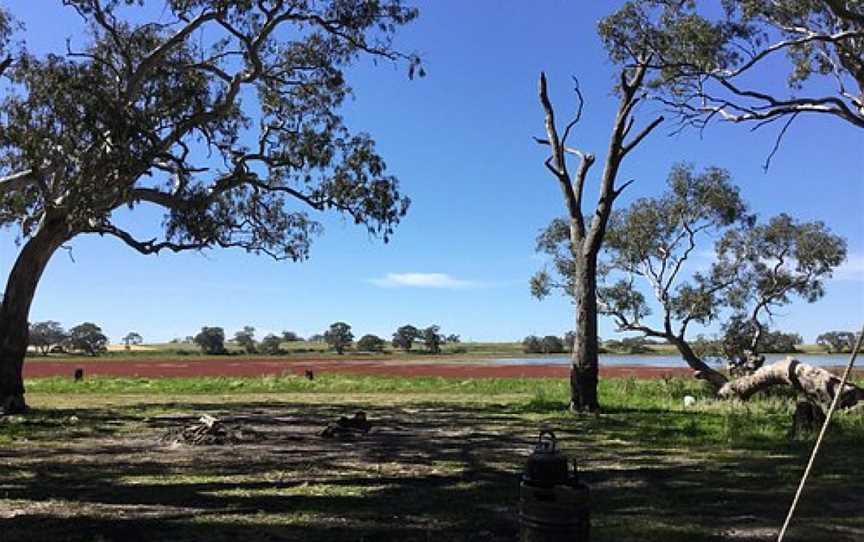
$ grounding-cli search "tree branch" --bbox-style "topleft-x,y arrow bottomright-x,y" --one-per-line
538,72 -> 581,228
622,115 -> 665,156
0,170 -> 37,195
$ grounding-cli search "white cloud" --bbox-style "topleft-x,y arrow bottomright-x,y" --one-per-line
834,254 -> 864,282
370,272 -> 479,289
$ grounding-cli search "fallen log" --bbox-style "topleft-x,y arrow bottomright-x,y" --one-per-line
717,357 -> 864,408
161,414 -> 261,446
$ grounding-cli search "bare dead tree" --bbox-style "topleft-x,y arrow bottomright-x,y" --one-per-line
534,61 -> 663,412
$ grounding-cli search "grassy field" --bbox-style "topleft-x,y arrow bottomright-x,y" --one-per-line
2,374 -> 862,541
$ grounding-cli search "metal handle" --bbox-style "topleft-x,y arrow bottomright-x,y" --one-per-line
537,430 -> 557,452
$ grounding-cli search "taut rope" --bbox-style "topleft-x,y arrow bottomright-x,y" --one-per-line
776,323 -> 864,541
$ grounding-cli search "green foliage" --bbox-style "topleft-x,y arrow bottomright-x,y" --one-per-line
522,335 -> 543,354
356,334 -> 386,353
621,336 -> 650,354
66,322 -> 108,356
421,325 -> 444,354
259,334 -> 283,355
563,331 -> 576,352
392,324 -> 420,351
540,335 -> 565,354
233,326 -> 257,354
0,0 -> 420,262
324,322 -> 353,354
718,213 -> 847,308
599,1 -> 864,131
121,332 -> 143,350
281,331 -> 303,342
534,163 -> 846,368
816,330 -> 860,353
28,321 -> 67,355
722,317 -> 801,359
193,326 -> 226,355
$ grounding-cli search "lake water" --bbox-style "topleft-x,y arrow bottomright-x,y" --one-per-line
482,353 -> 852,368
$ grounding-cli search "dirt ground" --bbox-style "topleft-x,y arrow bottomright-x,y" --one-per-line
23,357 -> 696,379
2,394 -> 862,542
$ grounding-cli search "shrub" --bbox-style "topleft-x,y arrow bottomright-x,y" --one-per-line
422,325 -> 445,354
357,334 -> 386,353
282,331 -> 303,342
392,325 -> 420,351
194,327 -> 226,355
260,334 -> 283,355
66,323 -> 108,356
522,335 -> 542,354
324,322 -> 354,354
541,335 -> 565,354
233,326 -> 257,354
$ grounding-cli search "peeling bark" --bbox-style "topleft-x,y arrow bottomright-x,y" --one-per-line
718,357 -> 864,408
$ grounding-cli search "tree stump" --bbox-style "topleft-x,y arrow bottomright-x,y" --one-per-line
790,401 -> 826,438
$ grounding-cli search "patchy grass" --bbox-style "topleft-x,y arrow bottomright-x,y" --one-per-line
1,376 -> 862,541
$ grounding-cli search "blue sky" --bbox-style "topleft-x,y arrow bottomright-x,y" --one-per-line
1,1 -> 862,344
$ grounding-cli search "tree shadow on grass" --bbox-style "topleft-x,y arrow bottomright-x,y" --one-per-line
0,400 -> 861,541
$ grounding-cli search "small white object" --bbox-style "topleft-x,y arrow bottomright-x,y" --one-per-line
683,395 -> 696,408
199,414 -> 218,428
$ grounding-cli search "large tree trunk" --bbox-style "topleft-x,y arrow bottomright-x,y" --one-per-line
0,213 -> 71,414
718,357 -> 864,408
569,253 -> 600,412
669,336 -> 729,389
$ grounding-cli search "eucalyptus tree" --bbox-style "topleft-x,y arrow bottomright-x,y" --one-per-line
421,325 -> 444,354
522,335 -> 542,354
601,1 -> 864,165
121,331 -> 143,350
816,330 -> 859,353
540,335 -> 565,354
356,333 -> 386,353
66,322 -> 109,356
194,326 -> 226,355
534,60 -> 664,412
533,164 -> 849,395
0,1 -> 420,413
392,324 -> 420,352
233,326 -> 257,354
28,321 -> 68,355
260,334 -> 283,355
281,331 -> 303,342
324,321 -> 353,354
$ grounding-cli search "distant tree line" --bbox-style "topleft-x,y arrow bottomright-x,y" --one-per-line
29,319 -> 827,360
522,335 -> 567,355
27,321 -> 112,356
816,331 -> 862,354
185,322 -> 460,356
523,329 -> 813,357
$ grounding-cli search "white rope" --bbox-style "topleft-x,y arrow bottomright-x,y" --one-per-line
776,323 -> 864,542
